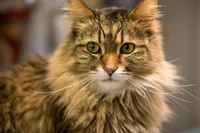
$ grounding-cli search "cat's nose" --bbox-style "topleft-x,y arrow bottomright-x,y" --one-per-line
103,66 -> 118,76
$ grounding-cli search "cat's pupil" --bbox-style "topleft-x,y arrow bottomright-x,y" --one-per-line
90,44 -> 95,49
124,44 -> 129,49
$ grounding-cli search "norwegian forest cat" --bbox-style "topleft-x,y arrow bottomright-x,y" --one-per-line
0,0 -> 179,133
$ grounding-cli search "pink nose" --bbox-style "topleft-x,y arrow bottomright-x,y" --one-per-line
103,66 -> 118,76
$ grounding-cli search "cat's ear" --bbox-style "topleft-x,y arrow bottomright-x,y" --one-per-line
128,0 -> 158,21
63,0 -> 94,20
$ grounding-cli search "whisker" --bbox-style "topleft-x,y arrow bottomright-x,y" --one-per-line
169,95 -> 192,103
40,78 -> 92,100
51,77 -> 92,94
145,88 -> 192,103
144,86 -> 188,100
46,73 -> 89,81
177,86 -> 200,101
168,58 -> 180,63
168,97 -> 193,113
26,73 -> 90,94
130,76 -> 198,102
138,75 -> 195,88
49,75 -> 90,88
127,74 -> 195,115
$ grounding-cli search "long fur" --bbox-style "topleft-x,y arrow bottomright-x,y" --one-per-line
0,0 -> 180,133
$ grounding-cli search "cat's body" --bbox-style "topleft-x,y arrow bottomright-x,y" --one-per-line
0,56 -> 169,133
0,0 -> 179,133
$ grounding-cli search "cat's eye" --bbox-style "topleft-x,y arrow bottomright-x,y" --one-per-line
121,43 -> 135,54
87,42 -> 100,54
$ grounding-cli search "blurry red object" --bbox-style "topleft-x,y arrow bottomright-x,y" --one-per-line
4,8 -> 31,20
0,7 -> 31,64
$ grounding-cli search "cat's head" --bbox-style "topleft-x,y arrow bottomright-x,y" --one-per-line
49,0 -> 178,96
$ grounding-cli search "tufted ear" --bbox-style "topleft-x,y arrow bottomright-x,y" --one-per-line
63,0 -> 94,21
128,0 -> 158,21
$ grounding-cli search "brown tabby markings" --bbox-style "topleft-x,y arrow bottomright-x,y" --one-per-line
0,0 -> 179,133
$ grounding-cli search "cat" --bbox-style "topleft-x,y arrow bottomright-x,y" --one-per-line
0,0 -> 180,133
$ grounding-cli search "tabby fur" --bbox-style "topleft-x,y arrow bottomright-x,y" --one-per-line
0,0 -> 179,133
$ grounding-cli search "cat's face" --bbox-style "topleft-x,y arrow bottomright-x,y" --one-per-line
72,9 -> 156,91
49,0 -> 176,95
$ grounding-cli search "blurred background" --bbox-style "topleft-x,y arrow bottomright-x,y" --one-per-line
0,0 -> 200,133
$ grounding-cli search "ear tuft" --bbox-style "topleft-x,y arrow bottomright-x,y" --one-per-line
129,0 -> 158,21
63,0 -> 94,20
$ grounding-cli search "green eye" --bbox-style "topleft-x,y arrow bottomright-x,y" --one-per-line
121,43 -> 135,54
87,42 -> 100,54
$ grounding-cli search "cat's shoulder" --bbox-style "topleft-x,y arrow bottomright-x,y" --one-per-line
1,55 -> 47,76
0,55 -> 48,88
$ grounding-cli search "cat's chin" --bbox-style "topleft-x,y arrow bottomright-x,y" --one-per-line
97,79 -> 126,92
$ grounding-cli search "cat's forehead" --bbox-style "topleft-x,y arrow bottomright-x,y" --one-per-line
74,8 -> 149,48
92,8 -> 130,43
96,8 -> 128,24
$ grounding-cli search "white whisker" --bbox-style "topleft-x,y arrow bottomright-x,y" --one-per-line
145,88 -> 192,103
169,95 -> 192,103
46,73 -> 89,81
138,75 -> 195,88
177,86 -> 200,101
39,78 -> 92,100
51,77 -> 92,94
27,73 -> 90,94
168,58 -> 180,63
168,97 -> 193,113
